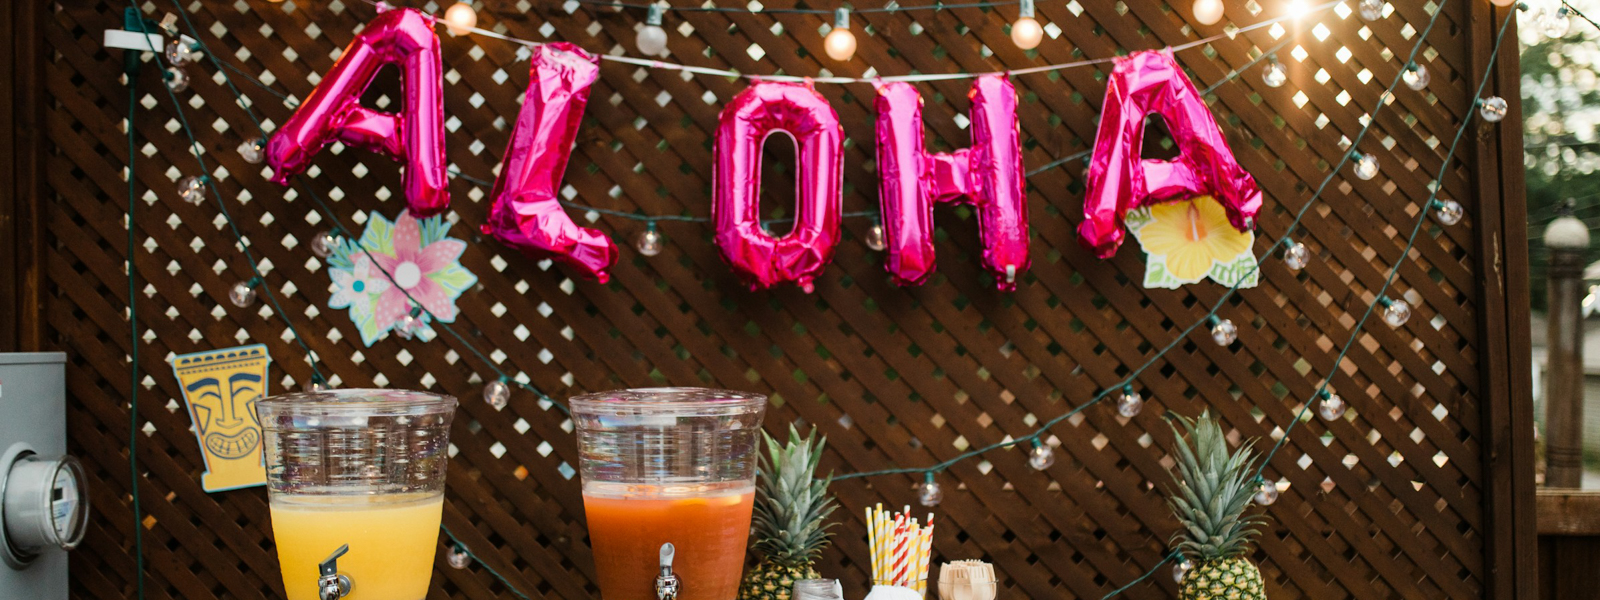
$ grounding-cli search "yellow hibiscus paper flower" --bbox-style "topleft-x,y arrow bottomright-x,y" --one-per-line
1125,195 -> 1259,289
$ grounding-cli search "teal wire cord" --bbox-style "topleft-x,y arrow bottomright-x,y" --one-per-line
440,525 -> 535,600
126,79 -> 147,600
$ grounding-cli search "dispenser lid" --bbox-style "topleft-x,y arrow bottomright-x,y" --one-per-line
258,388 -> 458,418
570,387 -> 765,418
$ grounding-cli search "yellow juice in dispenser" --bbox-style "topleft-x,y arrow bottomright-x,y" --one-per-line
270,493 -> 445,600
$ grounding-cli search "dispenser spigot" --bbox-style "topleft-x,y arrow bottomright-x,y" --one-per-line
317,544 -> 354,600
655,542 -> 680,600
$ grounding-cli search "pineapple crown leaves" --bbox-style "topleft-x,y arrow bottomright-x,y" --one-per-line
751,425 -> 840,565
1162,411 -> 1271,561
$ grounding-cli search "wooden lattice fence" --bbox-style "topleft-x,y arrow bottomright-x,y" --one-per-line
9,0 -> 1539,598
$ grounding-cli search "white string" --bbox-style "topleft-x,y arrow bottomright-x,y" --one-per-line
400,0 -> 1341,84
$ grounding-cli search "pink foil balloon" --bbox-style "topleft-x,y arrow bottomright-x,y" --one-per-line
480,43 -> 617,283
1079,49 -> 1262,258
713,82 -> 844,293
875,75 -> 1029,291
266,7 -> 450,217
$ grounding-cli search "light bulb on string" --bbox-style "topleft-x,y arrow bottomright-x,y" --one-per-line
1432,199 -> 1464,226
164,67 -> 190,93
636,222 -> 664,256
238,136 -> 266,164
1172,557 -> 1193,583
1209,316 -> 1238,346
1286,0 -> 1311,19
1378,295 -> 1411,327
1010,0 -> 1045,50
1357,0 -> 1384,21
1284,240 -> 1311,270
637,5 -> 669,56
1192,0 -> 1224,25
229,279 -> 258,308
1479,96 -> 1508,123
177,175 -> 207,204
165,39 -> 199,67
395,308 -> 423,339
1117,385 -> 1144,417
1253,477 -> 1279,505
443,2 -> 478,36
1027,439 -> 1056,470
864,221 -> 886,251
824,8 -> 858,61
1540,6 -> 1571,39
1352,152 -> 1380,181
302,375 -> 330,393
1401,62 -> 1430,91
446,545 -> 472,569
484,377 -> 511,410
1262,60 -> 1287,88
309,230 -> 340,258
916,472 -> 944,507
1317,389 -> 1347,421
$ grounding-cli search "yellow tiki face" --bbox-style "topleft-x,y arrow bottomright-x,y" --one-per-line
170,344 -> 272,492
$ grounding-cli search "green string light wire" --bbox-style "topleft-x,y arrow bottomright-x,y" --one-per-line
125,77 -> 148,600
439,525 -> 535,600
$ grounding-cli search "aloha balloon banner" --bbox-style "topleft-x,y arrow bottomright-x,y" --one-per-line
266,6 -> 450,217
712,82 -> 844,293
270,11 -> 1262,292
1078,50 -> 1262,259
874,75 -> 1029,291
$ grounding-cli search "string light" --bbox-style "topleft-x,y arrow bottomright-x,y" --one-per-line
164,67 -> 189,92
636,5 -> 669,56
309,230 -> 339,258
302,374 -> 330,393
824,8 -> 858,61
1432,199 -> 1464,226
1116,385 -> 1143,417
1208,316 -> 1238,346
229,279 -> 259,307
164,39 -> 198,66
1172,557 -> 1193,583
1262,60 -> 1287,87
443,2 -> 478,36
1357,0 -> 1384,20
177,175 -> 206,204
1478,96 -> 1508,123
1027,440 -> 1056,470
1011,0 -> 1045,50
916,472 -> 943,507
395,308 -> 424,339
1541,6 -> 1572,39
864,221 -> 887,251
1286,0 -> 1312,19
1316,390 -> 1347,421
1283,240 -> 1311,270
1401,62 -> 1429,91
1252,477 -> 1279,505
237,136 -> 266,164
1352,151 -> 1380,180
1377,295 -> 1411,327
484,376 -> 511,410
446,544 -> 472,569
635,222 -> 664,256
1191,0 -> 1224,25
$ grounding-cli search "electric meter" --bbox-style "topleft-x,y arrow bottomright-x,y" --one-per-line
0,446 -> 87,568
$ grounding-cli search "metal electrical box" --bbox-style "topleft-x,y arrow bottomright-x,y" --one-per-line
0,352 -> 84,600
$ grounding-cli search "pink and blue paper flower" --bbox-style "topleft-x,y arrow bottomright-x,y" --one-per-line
326,210 -> 477,346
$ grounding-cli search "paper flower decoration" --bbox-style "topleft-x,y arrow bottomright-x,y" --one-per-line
1125,195 -> 1259,289
326,210 -> 477,346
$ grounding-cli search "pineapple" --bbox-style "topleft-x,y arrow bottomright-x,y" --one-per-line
1164,411 -> 1271,600
739,426 -> 839,600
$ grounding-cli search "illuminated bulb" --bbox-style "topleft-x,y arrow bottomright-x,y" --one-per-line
1262,61 -> 1287,87
443,2 -> 478,36
1433,199 -> 1464,226
1317,391 -> 1347,421
1353,152 -> 1379,181
1284,242 -> 1311,270
177,176 -> 206,204
229,280 -> 257,307
636,223 -> 664,256
1286,0 -> 1311,19
1379,296 -> 1411,327
1540,7 -> 1571,39
165,39 -> 197,66
447,545 -> 471,569
1357,0 -> 1384,20
309,230 -> 339,258
302,377 -> 330,393
1479,96 -> 1508,123
1192,0 -> 1224,25
1027,441 -> 1055,470
1402,63 -> 1429,91
1117,386 -> 1143,417
395,312 -> 422,339
1011,0 -> 1045,50
1254,479 -> 1279,505
1210,318 -> 1238,346
637,5 -> 669,56
238,137 -> 266,164
165,67 -> 190,93
916,476 -> 943,507
864,222 -> 886,251
484,378 -> 511,410
1172,558 -> 1193,583
824,8 -> 857,61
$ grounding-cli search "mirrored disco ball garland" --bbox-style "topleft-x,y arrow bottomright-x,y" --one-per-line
119,0 -> 1519,597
